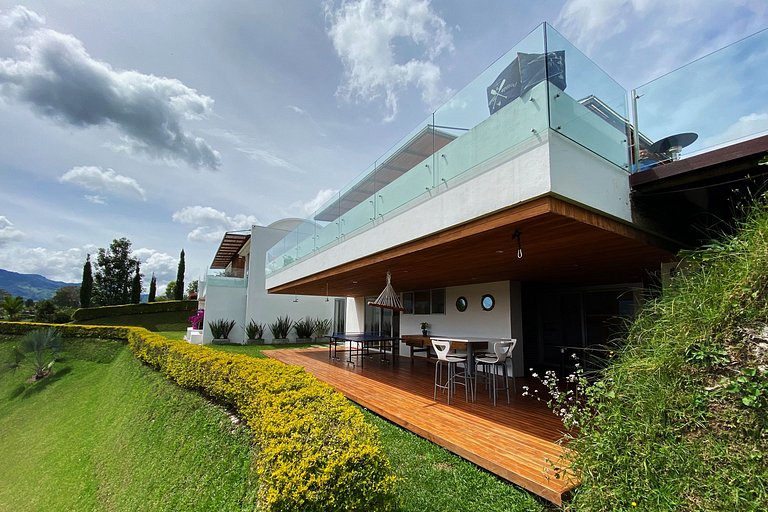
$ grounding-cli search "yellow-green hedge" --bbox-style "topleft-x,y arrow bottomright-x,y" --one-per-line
0,321 -> 397,511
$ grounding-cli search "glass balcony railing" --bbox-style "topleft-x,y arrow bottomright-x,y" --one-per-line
266,23 -> 631,276
204,273 -> 248,289
634,28 -> 768,168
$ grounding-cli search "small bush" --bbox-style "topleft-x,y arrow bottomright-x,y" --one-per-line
208,318 -> 236,340
245,320 -> 265,340
293,317 -> 314,339
269,316 -> 293,340
313,318 -> 333,339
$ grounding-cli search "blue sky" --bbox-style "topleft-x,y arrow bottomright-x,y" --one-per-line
0,0 -> 766,292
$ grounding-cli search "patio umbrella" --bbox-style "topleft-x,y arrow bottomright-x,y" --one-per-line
368,271 -> 405,312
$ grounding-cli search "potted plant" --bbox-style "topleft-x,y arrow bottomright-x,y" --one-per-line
209,318 -> 236,344
294,316 -> 315,343
420,321 -> 430,336
269,315 -> 293,344
313,317 -> 333,341
245,319 -> 265,345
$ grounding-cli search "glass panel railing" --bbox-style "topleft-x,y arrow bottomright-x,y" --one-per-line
635,28 -> 768,168
265,22 -> 635,276
205,273 -> 248,289
545,25 -> 629,170
433,25 -> 547,185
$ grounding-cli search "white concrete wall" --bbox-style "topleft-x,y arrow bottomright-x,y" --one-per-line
202,279 -> 247,344
245,224 -> 334,342
342,280 -> 525,376
548,131 -> 632,222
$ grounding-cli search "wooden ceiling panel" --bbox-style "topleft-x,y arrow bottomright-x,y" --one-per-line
268,197 -> 676,297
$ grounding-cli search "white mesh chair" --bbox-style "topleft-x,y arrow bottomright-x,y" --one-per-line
475,339 -> 516,406
431,339 -> 472,404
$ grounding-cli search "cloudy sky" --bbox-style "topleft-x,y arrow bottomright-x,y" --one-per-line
0,0 -> 766,292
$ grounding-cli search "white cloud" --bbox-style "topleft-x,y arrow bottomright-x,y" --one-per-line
0,215 -> 24,246
132,248 -> 177,281
0,6 -> 221,169
0,245 -> 85,282
85,194 -> 107,205
172,206 -> 259,243
236,147 -> 304,173
556,0 -> 768,85
60,166 -> 147,201
292,188 -> 338,216
699,112 -> 768,151
325,0 -> 454,121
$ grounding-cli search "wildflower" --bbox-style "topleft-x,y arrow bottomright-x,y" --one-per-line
631,501 -> 637,507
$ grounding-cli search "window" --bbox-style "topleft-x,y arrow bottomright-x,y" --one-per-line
403,288 -> 445,315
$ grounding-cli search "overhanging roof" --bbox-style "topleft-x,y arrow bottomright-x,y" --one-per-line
268,196 -> 676,297
314,125 -> 456,222
210,232 -> 250,269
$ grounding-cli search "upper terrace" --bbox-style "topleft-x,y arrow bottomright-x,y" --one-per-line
264,24 -> 768,295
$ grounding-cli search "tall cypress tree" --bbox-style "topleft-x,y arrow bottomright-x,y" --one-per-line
148,273 -> 157,302
130,262 -> 142,304
174,249 -> 185,300
80,254 -> 93,308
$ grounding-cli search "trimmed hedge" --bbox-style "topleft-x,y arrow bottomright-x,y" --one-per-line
0,321 -> 397,511
72,300 -> 198,322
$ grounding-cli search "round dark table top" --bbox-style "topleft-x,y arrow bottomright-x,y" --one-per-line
649,132 -> 698,154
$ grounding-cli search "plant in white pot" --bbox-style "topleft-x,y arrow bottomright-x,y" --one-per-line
209,318 -> 236,344
269,315 -> 293,344
245,319 -> 266,345
294,316 -> 315,343
312,318 -> 333,341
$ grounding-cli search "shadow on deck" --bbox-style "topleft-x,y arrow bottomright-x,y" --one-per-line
266,346 -> 578,506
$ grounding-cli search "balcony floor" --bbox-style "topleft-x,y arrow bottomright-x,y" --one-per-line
266,346 -> 578,506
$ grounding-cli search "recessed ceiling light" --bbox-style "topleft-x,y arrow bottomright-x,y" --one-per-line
352,280 -> 358,284
495,250 -> 504,254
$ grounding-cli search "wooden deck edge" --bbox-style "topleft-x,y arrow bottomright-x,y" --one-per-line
266,347 -> 577,506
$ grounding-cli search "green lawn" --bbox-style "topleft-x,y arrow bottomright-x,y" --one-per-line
75,310 -> 189,339
0,336 -> 258,512
0,335 -> 548,511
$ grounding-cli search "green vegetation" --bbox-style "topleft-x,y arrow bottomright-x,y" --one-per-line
208,318 -> 236,340
245,319 -> 265,341
80,254 -> 93,307
293,316 -> 315,339
564,198 -> 768,511
0,336 -> 258,511
269,315 -> 293,339
174,249 -> 185,301
75,310 -> 189,339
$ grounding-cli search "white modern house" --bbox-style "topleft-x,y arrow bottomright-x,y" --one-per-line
199,218 -> 334,344
257,23 -> 768,375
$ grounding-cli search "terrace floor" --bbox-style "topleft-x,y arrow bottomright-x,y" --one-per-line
266,346 -> 578,506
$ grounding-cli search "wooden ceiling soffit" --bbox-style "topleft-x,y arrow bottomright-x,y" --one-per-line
210,232 -> 250,269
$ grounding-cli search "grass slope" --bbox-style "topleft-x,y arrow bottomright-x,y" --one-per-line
567,199 -> 768,511
0,337 -> 258,511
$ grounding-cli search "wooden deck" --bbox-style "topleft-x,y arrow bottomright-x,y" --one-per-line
266,346 -> 577,506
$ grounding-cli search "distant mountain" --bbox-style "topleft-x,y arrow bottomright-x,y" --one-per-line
0,268 -> 79,301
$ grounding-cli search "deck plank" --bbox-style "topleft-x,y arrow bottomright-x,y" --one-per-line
266,346 -> 578,506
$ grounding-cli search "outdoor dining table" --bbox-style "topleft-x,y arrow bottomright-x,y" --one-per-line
429,336 -> 494,377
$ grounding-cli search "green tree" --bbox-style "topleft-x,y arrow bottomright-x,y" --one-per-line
93,238 -> 140,306
80,254 -> 93,308
148,273 -> 157,302
174,249 -> 185,301
186,279 -> 198,299
52,285 -> 80,308
2,295 -> 24,320
130,262 -> 142,304
165,281 -> 176,300
34,300 -> 57,322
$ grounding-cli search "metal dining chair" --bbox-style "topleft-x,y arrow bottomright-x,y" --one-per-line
475,339 -> 516,406
431,339 -> 472,404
